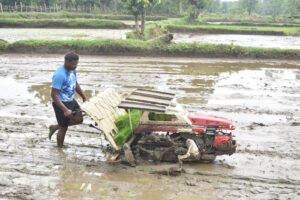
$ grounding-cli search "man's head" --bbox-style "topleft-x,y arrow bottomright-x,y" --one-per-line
64,52 -> 79,71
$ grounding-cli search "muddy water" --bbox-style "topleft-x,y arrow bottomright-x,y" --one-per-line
121,20 -> 135,26
173,33 -> 300,49
0,28 -> 131,42
0,54 -> 299,199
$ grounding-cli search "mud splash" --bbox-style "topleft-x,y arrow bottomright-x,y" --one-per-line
0,54 -> 299,199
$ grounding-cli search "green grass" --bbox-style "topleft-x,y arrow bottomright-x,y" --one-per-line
6,38 -> 152,53
148,112 -> 176,121
114,110 -> 143,147
0,39 -> 8,51
126,24 -> 168,40
1,38 -> 299,60
0,12 -> 167,21
0,18 -> 128,29
159,18 -> 300,36
161,42 -> 300,59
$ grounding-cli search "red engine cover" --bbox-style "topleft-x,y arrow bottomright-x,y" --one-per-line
213,135 -> 231,147
188,112 -> 235,130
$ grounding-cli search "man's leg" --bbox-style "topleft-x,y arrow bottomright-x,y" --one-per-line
49,125 -> 59,140
50,102 -> 63,141
49,114 -> 82,140
57,126 -> 68,148
51,100 -> 82,139
56,114 -> 83,147
56,114 -> 84,147
52,100 -> 84,146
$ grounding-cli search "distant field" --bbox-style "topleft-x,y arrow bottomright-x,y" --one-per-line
202,14 -> 300,24
1,12 -> 299,36
159,18 -> 300,36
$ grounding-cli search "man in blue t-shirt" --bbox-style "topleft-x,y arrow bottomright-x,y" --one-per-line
49,52 -> 86,147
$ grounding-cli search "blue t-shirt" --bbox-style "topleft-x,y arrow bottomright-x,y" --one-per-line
52,65 -> 77,102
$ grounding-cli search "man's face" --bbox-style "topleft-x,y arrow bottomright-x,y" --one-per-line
65,60 -> 79,71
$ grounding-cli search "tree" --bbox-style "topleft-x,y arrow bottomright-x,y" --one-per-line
151,0 -> 185,17
220,1 -> 228,14
266,0 -> 282,20
284,0 -> 300,17
240,0 -> 258,16
205,0 -> 220,13
187,0 -> 207,21
122,0 -> 141,35
122,0 -> 160,37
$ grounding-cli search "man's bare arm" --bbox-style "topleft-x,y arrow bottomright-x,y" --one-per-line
76,82 -> 86,102
51,88 -> 72,117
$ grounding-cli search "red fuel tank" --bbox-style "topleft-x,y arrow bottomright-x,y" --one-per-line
188,112 -> 235,130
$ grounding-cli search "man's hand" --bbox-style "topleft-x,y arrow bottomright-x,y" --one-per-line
76,82 -> 86,102
64,109 -> 72,117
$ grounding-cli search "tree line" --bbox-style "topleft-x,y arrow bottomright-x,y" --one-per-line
1,0 -> 299,36
1,0 -> 299,18
206,0 -> 300,19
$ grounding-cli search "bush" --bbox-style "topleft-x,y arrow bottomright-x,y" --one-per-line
0,12 -> 167,21
0,18 -> 128,29
5,38 -> 300,60
0,39 -> 8,52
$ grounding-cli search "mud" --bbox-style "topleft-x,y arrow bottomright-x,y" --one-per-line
173,33 -> 300,49
0,54 -> 299,199
0,28 -> 131,42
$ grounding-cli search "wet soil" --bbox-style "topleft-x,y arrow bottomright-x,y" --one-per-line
0,54 -> 299,199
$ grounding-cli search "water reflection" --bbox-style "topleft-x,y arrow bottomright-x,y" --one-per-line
27,83 -> 51,105
175,62 -> 243,104
27,82 -> 96,106
179,62 -> 242,75
25,61 -> 245,106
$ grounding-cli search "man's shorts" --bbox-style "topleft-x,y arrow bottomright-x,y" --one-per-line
52,99 -> 81,127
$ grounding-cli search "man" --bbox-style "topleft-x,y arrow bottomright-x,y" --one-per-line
49,52 -> 86,147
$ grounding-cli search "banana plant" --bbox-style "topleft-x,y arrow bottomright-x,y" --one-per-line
122,0 -> 160,37
187,0 -> 207,21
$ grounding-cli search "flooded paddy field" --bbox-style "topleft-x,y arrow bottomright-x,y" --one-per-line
0,28 -> 131,42
173,33 -> 300,49
0,54 -> 299,199
207,21 -> 300,26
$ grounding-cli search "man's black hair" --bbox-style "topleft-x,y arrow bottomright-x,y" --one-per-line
64,52 -> 79,62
